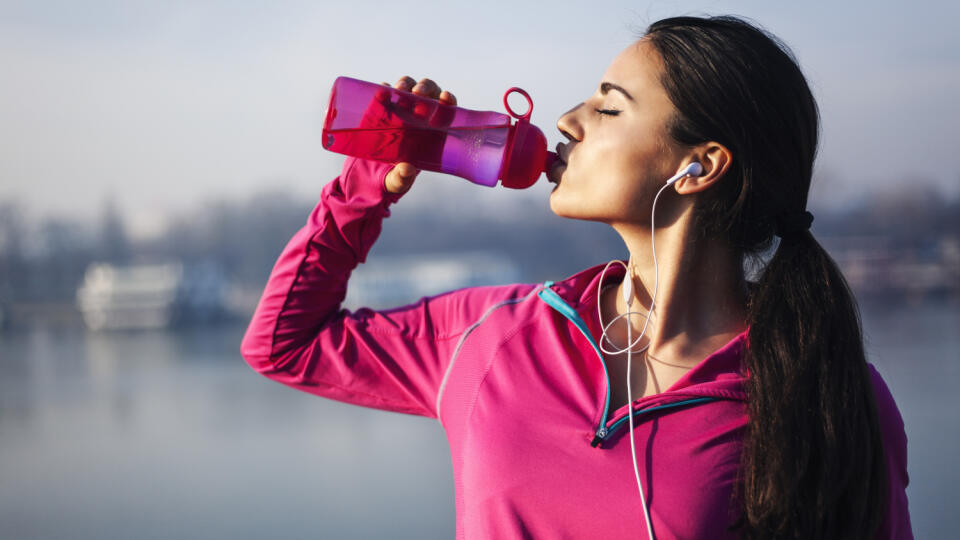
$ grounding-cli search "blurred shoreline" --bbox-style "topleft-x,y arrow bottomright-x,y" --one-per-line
0,264 -> 956,333
1,182 -> 957,331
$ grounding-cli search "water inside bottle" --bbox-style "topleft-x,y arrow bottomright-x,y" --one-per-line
323,124 -> 511,186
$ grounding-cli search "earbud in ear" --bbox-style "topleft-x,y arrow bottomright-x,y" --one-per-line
665,162 -> 704,185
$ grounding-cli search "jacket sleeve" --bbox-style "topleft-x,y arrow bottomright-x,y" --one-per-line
868,364 -> 914,539
239,156 -> 471,419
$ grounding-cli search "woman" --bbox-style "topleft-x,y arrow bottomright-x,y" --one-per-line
241,15 -> 912,539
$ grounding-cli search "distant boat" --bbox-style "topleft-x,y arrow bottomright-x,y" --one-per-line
76,261 -> 226,330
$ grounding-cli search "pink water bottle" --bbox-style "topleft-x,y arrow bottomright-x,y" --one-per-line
321,76 -> 558,189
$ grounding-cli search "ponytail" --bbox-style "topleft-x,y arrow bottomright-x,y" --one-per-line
737,230 -> 888,538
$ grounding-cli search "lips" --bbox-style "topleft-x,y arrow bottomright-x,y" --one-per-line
548,155 -> 566,184
547,143 -> 567,184
555,142 -> 568,165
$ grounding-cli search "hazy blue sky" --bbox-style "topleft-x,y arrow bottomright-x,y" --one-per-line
1,0 -> 957,239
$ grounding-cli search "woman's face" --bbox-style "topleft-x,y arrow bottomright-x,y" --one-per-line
549,39 -> 687,223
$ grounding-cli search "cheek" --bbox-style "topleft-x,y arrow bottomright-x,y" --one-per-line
568,135 -> 633,187
549,129 -> 670,219
592,142 -> 654,197
596,150 -> 670,217
595,125 -> 660,169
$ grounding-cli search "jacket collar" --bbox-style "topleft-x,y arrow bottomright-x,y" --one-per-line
547,260 -> 749,402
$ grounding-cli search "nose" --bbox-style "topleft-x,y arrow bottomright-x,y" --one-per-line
556,103 -> 583,142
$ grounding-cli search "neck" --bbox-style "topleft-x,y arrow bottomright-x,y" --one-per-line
603,204 -> 749,368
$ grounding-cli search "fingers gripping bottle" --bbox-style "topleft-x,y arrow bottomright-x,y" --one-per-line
321,76 -> 558,189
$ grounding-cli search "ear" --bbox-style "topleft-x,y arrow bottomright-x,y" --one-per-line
673,142 -> 732,195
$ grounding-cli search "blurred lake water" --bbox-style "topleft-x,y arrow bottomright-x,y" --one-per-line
0,299 -> 956,539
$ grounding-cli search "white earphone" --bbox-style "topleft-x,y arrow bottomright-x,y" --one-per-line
597,160 -> 703,540
665,161 -> 703,185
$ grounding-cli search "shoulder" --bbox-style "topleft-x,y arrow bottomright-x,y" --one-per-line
866,363 -> 909,484
373,281 -> 543,338
399,261 -> 618,338
447,261 -> 613,312
431,281 -> 544,311
427,262 -> 612,339
866,364 -> 906,435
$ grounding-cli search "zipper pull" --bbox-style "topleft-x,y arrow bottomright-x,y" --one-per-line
590,426 -> 608,448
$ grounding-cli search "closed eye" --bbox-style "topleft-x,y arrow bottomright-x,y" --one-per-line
594,108 -> 621,117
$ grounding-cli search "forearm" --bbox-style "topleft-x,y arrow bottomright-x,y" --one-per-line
240,156 -> 400,365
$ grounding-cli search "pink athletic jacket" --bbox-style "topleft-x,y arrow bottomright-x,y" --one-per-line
240,156 -> 913,539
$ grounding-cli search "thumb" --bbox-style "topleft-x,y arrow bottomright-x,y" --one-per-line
384,162 -> 420,194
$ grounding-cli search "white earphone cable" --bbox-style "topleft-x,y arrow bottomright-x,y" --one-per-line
595,164 -> 697,540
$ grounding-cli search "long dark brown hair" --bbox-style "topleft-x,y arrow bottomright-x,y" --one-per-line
643,16 -> 888,538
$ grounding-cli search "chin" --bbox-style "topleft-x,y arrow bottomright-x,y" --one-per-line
548,190 -> 573,218
548,194 -> 606,223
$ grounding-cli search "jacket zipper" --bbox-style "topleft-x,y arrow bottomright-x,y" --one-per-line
598,397 -> 718,446
537,282 -> 717,448
538,283 -> 613,443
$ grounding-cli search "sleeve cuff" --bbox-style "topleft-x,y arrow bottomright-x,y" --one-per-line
339,156 -> 405,208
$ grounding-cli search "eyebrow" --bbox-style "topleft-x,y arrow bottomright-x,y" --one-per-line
601,82 -> 634,101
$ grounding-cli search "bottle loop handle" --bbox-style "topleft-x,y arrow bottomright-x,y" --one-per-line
503,87 -> 533,122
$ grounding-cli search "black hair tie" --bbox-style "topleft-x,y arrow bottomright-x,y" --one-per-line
775,210 -> 814,240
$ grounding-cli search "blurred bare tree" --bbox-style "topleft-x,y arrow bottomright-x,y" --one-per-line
0,200 -> 27,304
96,194 -> 130,265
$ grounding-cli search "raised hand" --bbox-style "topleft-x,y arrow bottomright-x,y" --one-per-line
381,76 -> 457,195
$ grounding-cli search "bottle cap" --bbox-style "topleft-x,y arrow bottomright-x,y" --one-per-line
499,88 -> 551,189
